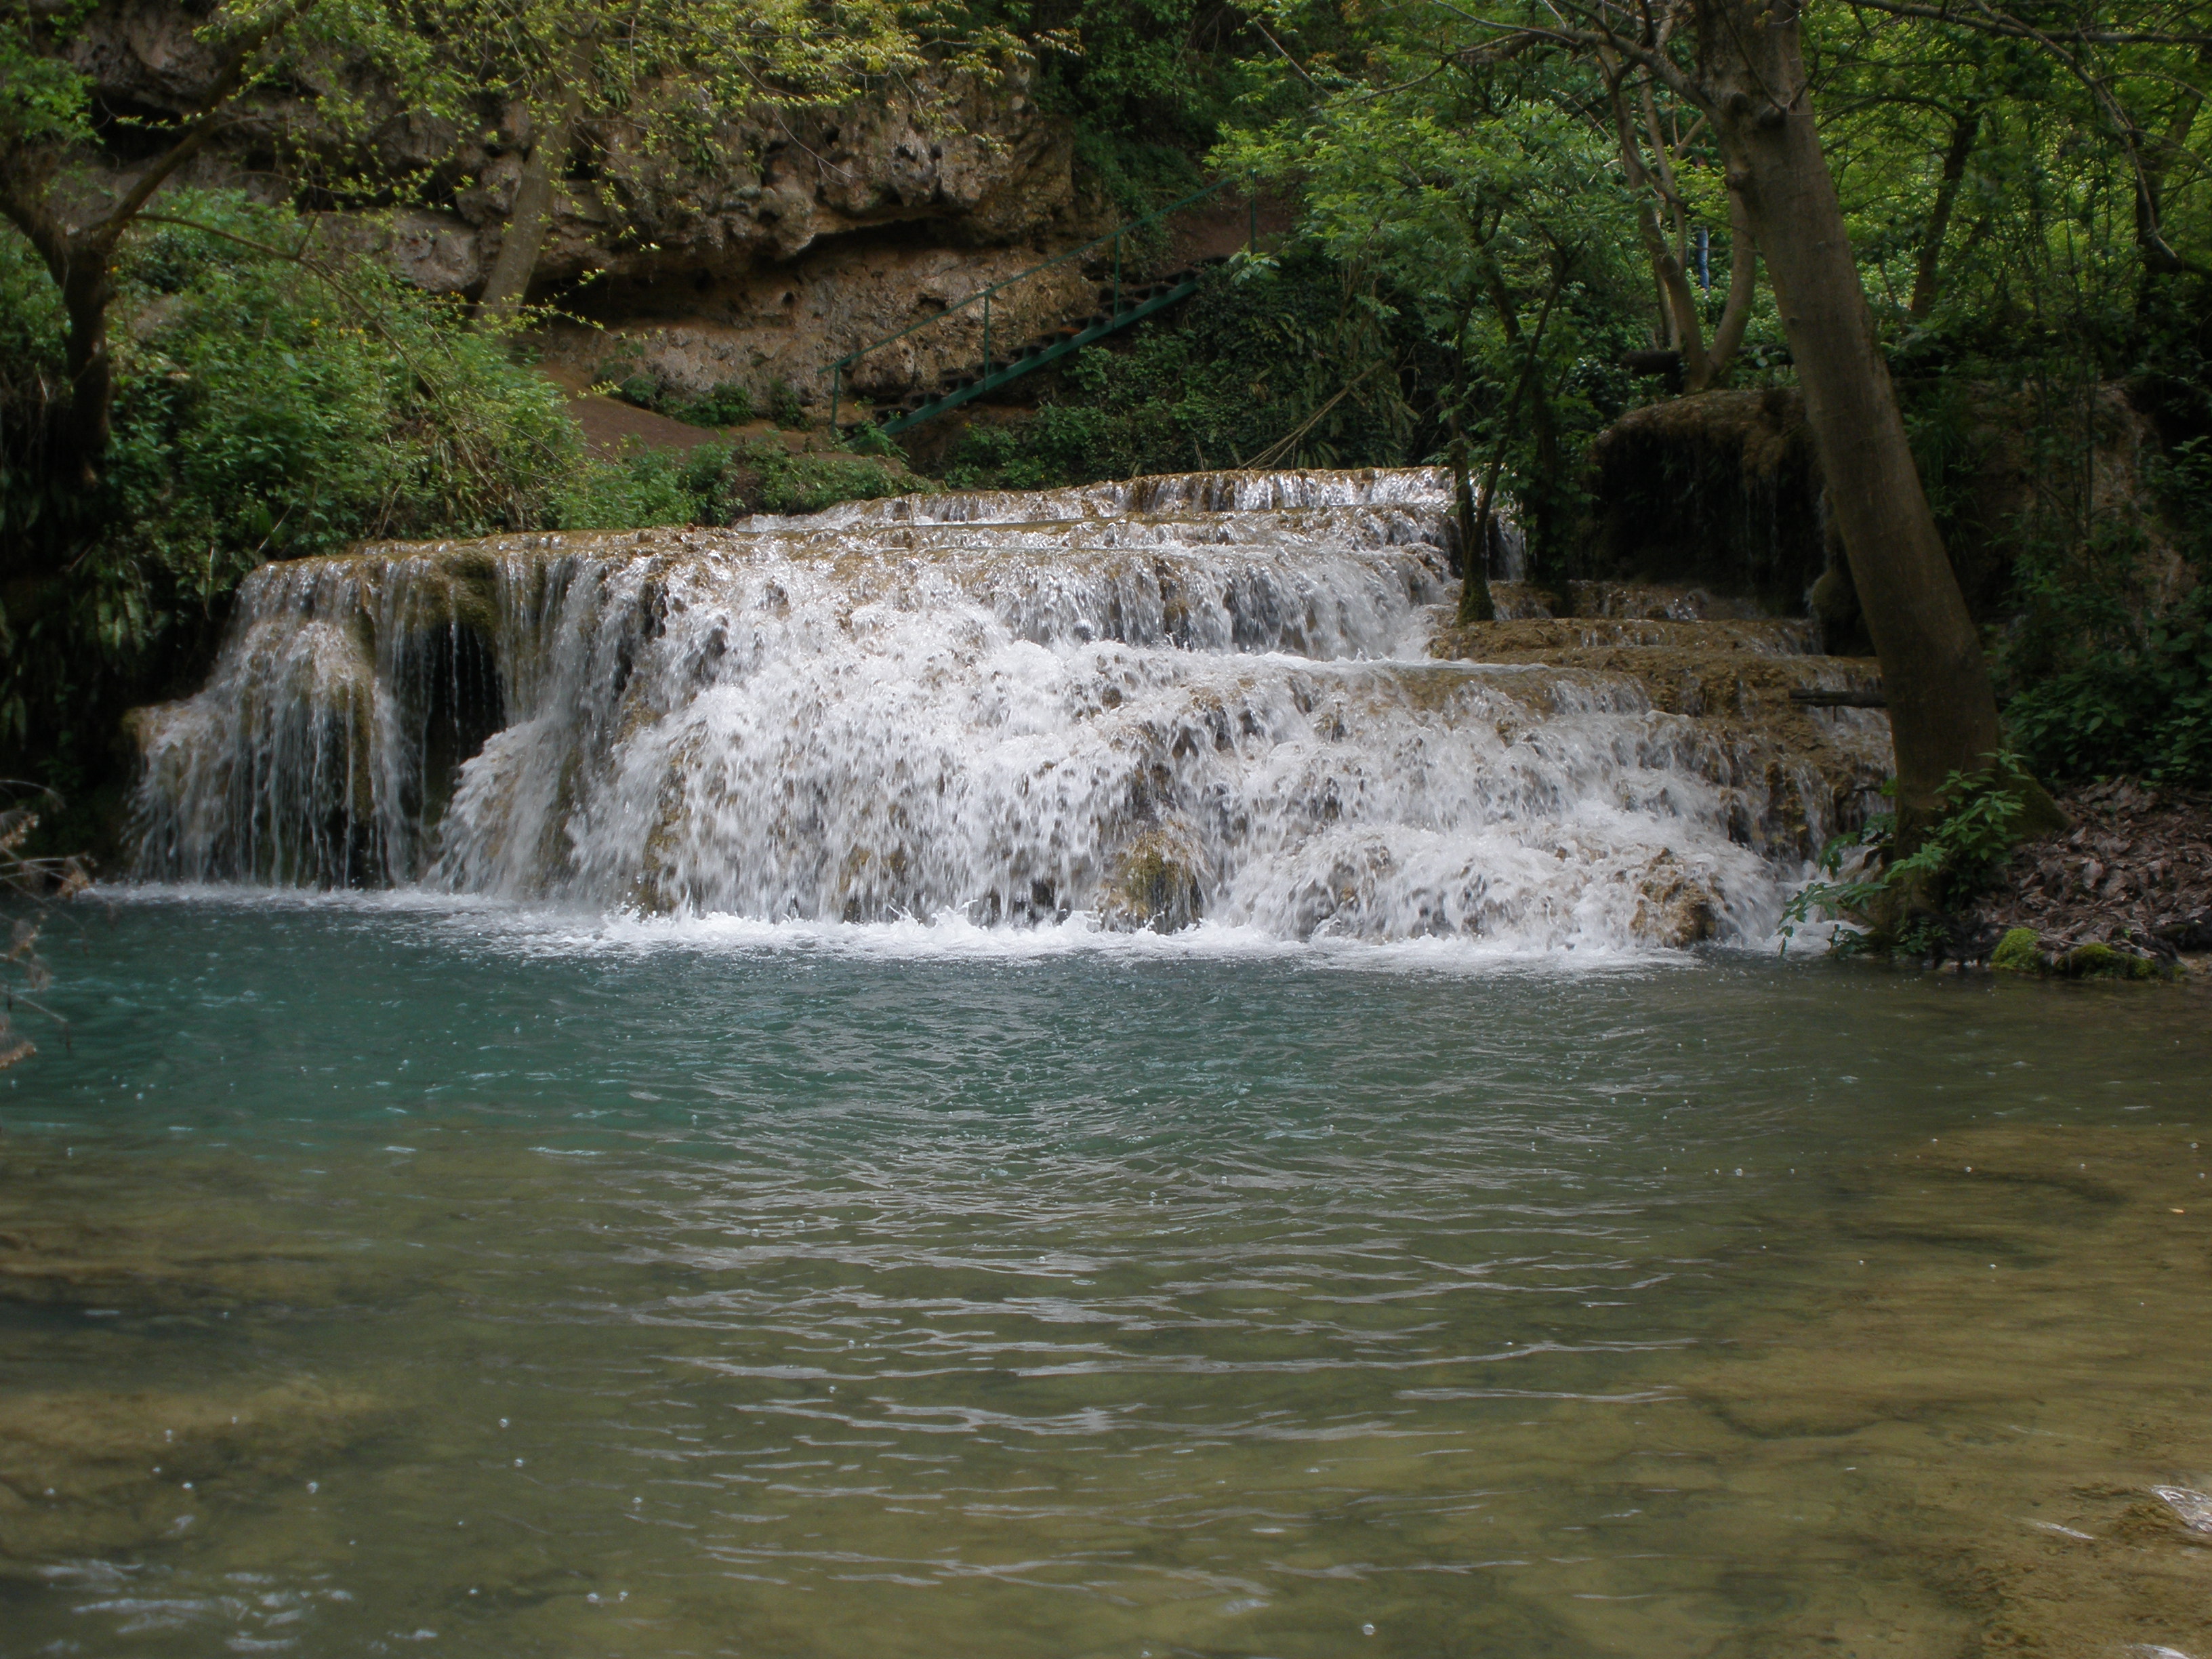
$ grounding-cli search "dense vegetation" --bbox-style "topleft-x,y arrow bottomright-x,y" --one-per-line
1,0 -> 2209,851
958,0 -> 2212,788
0,199 -> 918,837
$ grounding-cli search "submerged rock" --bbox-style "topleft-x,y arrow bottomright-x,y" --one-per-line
1677,1122 -> 2212,1652
0,1380 -> 384,1565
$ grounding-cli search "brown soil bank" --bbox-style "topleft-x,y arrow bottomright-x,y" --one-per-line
1974,778 -> 2212,958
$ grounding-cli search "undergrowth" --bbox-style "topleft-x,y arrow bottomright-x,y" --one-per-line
1782,754 -> 2037,958
1992,367 -> 2212,788
568,439 -> 924,529
936,248 -> 1437,489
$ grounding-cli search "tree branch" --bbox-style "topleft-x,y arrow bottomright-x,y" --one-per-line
1839,0 -> 2211,48
98,0 -> 321,244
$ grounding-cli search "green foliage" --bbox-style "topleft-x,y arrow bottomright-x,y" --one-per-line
1,194 -> 587,766
937,249 -> 1429,489
1781,754 -> 2038,956
0,1 -> 100,151
572,438 -> 926,528
1213,26 -> 1665,585
0,194 -> 920,787
2005,586 -> 2212,785
1015,0 -> 1264,214
604,368 -> 756,429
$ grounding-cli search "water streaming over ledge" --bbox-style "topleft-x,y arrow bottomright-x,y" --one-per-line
127,468 -> 1885,947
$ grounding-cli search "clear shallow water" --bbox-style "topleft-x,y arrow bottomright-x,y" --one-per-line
4,899 -> 2211,1658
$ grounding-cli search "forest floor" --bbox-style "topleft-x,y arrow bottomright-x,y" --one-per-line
1975,778 -> 2212,958
537,365 -> 832,459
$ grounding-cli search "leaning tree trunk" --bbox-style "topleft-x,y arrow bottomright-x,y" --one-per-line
1908,105 -> 1979,321
477,48 -> 590,323
1691,0 -> 2044,836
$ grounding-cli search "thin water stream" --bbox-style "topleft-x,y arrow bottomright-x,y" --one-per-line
4,902 -> 2209,1658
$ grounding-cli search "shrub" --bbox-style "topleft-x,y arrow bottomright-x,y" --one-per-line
671,381 -> 755,427
1781,754 -> 2038,956
768,377 -> 808,430
606,372 -> 757,430
571,438 -> 929,529
2005,582 -> 2212,787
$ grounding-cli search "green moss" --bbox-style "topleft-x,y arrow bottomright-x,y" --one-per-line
1104,831 -> 1204,933
2060,942 -> 2172,980
1990,926 -> 2045,974
2063,943 -> 2125,976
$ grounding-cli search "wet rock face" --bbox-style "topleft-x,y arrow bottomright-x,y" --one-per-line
1580,389 -> 1832,621
1430,591 -> 1895,863
1103,830 -> 1208,933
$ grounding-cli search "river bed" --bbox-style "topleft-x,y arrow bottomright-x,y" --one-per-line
3,900 -> 2210,1657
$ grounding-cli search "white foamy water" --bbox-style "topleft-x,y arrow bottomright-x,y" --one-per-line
129,468 -> 1872,949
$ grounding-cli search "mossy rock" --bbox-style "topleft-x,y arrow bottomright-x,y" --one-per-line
2059,942 -> 2171,981
1989,927 -> 2045,974
1103,830 -> 1205,933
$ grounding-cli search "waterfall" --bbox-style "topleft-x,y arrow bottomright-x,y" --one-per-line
129,468 -> 1887,948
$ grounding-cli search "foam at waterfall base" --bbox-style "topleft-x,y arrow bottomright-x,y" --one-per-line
94,882 -> 1705,975
126,468 -> 1860,951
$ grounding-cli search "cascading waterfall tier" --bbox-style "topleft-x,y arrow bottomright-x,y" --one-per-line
129,468 -> 1890,948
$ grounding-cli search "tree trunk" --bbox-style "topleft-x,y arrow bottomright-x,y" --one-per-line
1690,0 -> 2034,833
1447,300 -> 1495,623
477,50 -> 590,323
56,247 -> 116,487
1486,254 -> 1568,592
1608,67 -> 1711,383
1461,260 -> 1563,622
1701,191 -> 1759,383
1907,106 -> 1979,321
1448,420 -> 1494,622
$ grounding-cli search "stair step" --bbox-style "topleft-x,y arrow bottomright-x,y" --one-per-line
890,281 -> 1205,422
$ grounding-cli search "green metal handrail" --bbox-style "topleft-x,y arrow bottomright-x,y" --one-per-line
827,172 -> 1257,430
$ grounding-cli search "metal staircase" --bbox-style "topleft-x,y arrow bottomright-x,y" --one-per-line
827,176 -> 1256,437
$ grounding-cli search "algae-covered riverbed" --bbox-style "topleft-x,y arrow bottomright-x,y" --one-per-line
3,899 -> 2210,1657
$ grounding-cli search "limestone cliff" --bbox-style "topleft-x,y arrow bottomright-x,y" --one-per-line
64,7 -> 1097,411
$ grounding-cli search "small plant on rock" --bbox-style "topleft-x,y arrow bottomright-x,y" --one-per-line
1782,753 -> 2036,958
768,377 -> 808,430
